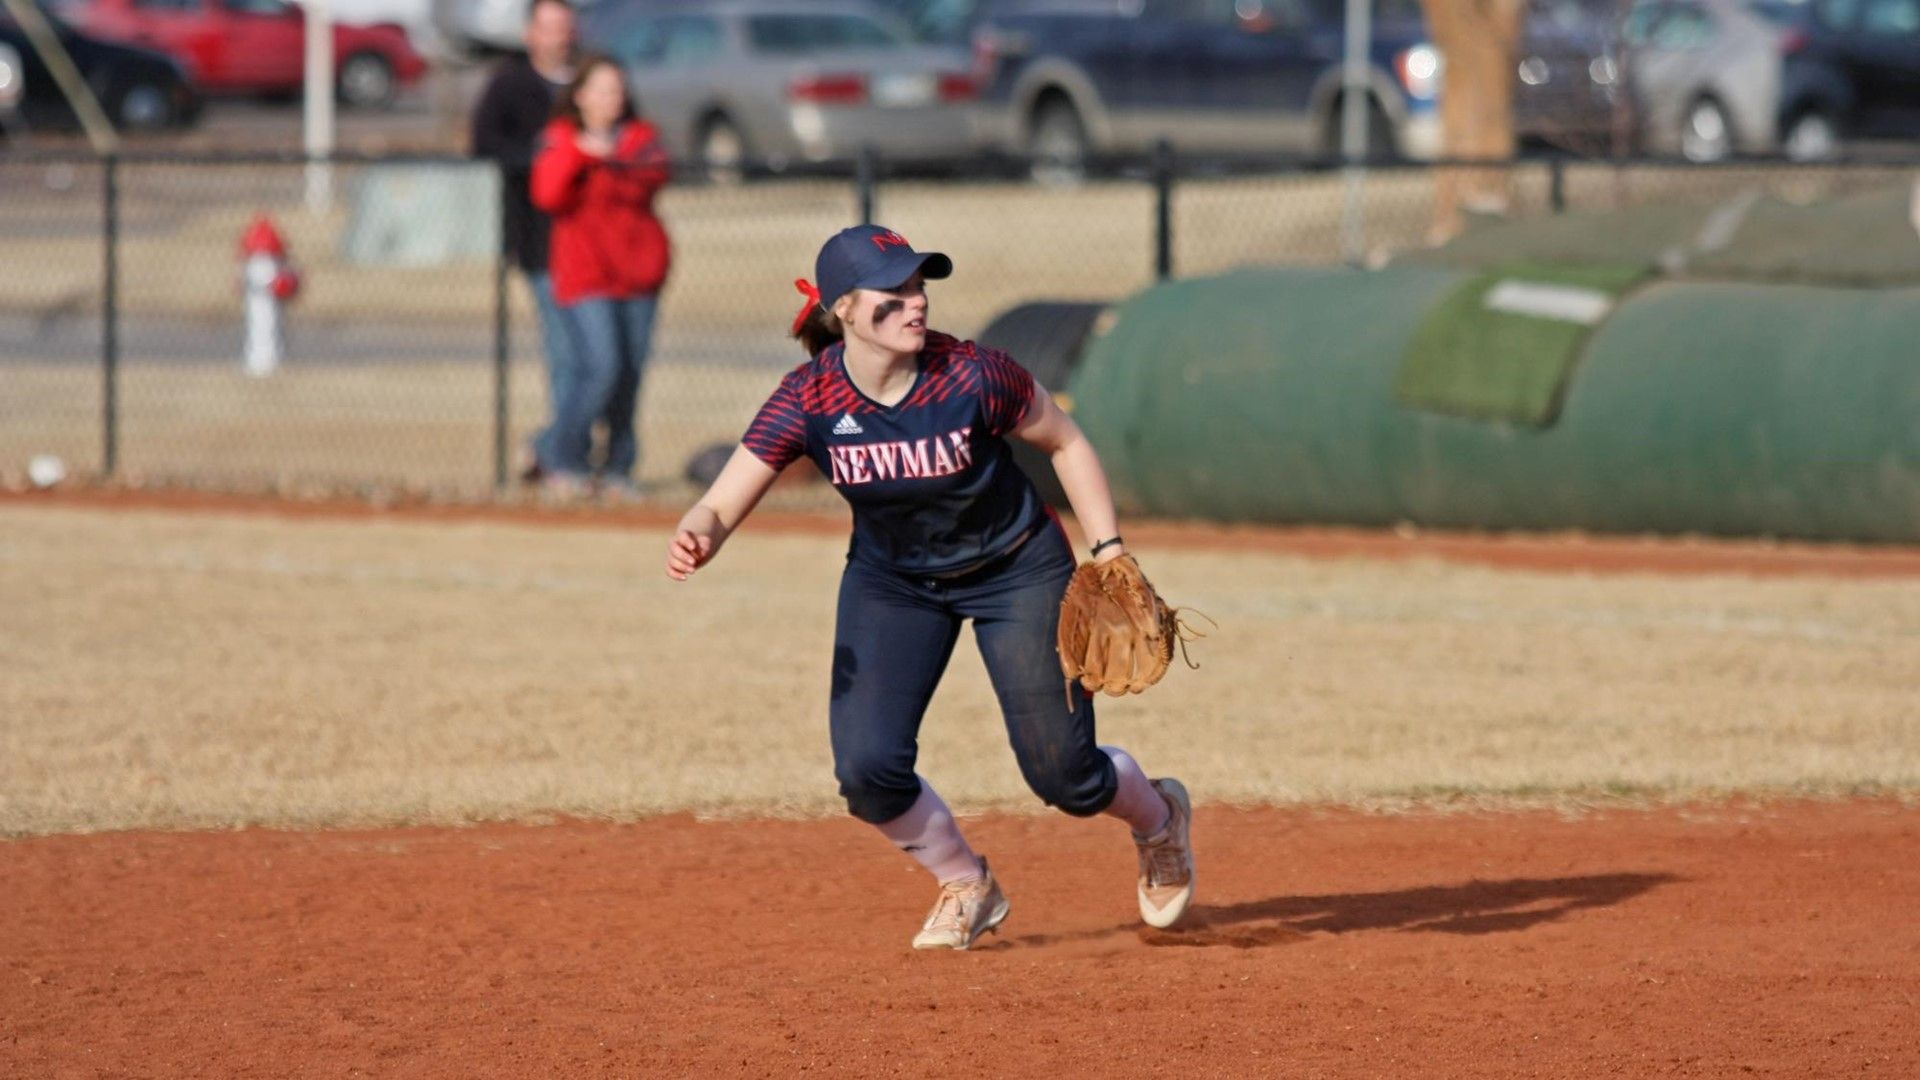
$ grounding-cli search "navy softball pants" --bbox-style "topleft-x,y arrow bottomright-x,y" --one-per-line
830,525 -> 1119,825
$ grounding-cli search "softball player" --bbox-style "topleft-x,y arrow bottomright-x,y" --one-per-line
666,225 -> 1194,949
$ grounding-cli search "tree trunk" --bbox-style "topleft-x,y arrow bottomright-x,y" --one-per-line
1420,0 -> 1528,241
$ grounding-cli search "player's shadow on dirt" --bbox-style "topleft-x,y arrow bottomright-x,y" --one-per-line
1007,872 -> 1682,950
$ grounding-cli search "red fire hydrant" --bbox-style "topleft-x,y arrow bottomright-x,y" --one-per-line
239,215 -> 300,377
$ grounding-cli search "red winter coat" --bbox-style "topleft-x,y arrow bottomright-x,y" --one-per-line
530,118 -> 672,305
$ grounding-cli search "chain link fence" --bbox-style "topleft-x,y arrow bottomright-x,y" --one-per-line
3,157 -> 105,485
2,151 -> 1913,505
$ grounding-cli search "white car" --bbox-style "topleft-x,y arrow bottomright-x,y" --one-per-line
1625,0 -> 1799,161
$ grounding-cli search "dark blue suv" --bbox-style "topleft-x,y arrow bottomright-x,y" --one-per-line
885,0 -> 1442,176
1756,0 -> 1920,157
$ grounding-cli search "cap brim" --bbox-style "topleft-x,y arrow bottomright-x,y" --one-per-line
859,250 -> 954,292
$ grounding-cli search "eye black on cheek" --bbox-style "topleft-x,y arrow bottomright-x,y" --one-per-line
872,299 -> 906,326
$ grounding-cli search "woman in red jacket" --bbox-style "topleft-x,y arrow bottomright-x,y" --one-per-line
530,54 -> 671,498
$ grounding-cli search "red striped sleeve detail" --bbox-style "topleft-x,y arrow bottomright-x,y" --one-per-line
976,343 -> 1037,435
741,370 -> 810,470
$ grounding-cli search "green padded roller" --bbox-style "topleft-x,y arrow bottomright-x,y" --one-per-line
1068,268 -> 1920,542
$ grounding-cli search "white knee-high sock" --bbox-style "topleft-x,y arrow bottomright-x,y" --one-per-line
873,779 -> 984,884
1102,746 -> 1172,839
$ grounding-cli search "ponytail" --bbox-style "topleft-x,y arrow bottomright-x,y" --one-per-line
793,304 -> 844,359
788,278 -> 844,358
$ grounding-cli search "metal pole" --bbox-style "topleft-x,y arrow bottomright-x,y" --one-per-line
1549,157 -> 1567,214
102,153 -> 120,476
492,214 -> 510,492
856,145 -> 877,225
1340,0 -> 1372,265
1153,138 -> 1173,281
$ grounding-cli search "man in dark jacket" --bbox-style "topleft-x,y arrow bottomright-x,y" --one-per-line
470,0 -> 578,485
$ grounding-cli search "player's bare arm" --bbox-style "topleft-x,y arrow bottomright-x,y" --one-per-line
1012,389 -> 1126,565
666,446 -> 779,580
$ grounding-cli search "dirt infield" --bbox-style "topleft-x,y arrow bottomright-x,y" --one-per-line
5,496 -> 1919,1076
5,802 -> 1917,1077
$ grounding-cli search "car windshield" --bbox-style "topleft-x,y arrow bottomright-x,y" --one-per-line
1749,0 -> 1816,24
227,0 -> 296,16
1625,1 -> 1720,46
1299,0 -> 1423,22
1529,0 -> 1623,34
877,0 -> 977,42
746,13 -> 908,52
612,13 -> 724,68
1860,0 -> 1920,32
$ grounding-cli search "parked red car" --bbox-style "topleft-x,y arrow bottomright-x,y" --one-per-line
71,0 -> 426,109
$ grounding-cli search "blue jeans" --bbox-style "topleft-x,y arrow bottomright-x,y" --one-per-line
829,525 -> 1118,824
526,272 -> 582,470
545,293 -> 658,481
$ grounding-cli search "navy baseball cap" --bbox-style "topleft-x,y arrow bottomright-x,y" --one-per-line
814,225 -> 953,310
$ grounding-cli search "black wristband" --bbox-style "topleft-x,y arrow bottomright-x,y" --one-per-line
1089,535 -> 1124,558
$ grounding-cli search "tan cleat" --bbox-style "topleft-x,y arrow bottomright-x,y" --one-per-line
1135,778 -> 1195,929
911,858 -> 1011,951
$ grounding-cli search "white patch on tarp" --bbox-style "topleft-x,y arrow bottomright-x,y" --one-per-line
1482,281 -> 1616,325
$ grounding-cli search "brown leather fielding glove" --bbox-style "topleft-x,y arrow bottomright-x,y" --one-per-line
1057,554 -> 1183,698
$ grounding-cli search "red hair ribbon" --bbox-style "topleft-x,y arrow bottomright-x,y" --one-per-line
790,279 -> 822,335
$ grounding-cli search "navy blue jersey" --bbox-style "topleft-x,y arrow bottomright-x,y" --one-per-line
742,331 -> 1050,577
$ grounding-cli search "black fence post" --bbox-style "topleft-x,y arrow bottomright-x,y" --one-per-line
856,145 -> 878,225
102,153 -> 120,477
1153,138 -> 1174,281
492,175 -> 510,494
1549,157 -> 1567,214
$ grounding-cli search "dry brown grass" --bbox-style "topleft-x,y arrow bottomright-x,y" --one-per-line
4,504 -> 1916,837
0,358 -> 795,501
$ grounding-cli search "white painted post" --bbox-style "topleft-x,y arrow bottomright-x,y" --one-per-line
303,0 -> 335,215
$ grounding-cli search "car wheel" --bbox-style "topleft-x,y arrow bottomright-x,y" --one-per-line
1782,109 -> 1839,162
1028,98 -> 1088,186
338,52 -> 398,110
1680,97 -> 1734,163
699,115 -> 748,185
1322,95 -> 1399,162
115,81 -> 174,131
1369,103 -> 1399,162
